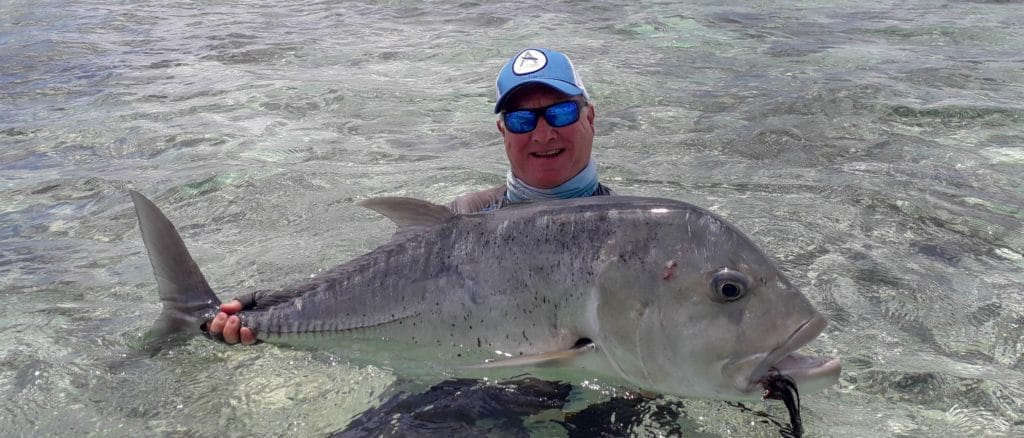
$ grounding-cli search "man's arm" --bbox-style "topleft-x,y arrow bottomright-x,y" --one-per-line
448,185 -> 506,214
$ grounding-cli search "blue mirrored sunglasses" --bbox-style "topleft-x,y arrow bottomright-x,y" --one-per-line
502,100 -> 582,134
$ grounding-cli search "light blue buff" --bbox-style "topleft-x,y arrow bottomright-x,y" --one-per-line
505,160 -> 599,203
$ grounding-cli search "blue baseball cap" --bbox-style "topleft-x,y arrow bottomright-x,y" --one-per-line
494,48 -> 590,113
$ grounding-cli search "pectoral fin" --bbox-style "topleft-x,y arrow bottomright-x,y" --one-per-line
465,340 -> 596,369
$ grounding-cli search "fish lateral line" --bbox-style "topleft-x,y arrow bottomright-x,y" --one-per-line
248,311 -> 422,337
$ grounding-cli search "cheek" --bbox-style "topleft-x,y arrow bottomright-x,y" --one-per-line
573,128 -> 594,152
505,140 -> 536,176
559,126 -> 588,156
507,142 -> 529,163
503,139 -> 514,158
504,135 -> 525,158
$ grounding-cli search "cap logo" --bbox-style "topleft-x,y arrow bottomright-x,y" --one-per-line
512,49 -> 547,75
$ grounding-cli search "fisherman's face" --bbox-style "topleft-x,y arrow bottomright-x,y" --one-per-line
497,85 -> 595,189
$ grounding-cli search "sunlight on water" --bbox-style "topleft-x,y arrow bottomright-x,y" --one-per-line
1,0 -> 1022,436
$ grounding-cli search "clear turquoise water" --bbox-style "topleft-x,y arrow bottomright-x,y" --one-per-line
1,0 -> 1022,436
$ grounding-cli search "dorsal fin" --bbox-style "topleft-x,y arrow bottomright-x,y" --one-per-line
358,197 -> 455,239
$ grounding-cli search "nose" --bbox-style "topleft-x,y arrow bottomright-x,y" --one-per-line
530,117 -> 558,143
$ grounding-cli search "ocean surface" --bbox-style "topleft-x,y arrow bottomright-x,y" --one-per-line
2,0 -> 1022,436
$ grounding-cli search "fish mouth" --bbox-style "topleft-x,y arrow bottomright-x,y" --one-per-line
744,315 -> 841,395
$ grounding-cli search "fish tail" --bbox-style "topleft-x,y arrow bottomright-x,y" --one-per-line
130,190 -> 222,352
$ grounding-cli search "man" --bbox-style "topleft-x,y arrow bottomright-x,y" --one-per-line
209,48 -> 612,345
448,47 -> 612,214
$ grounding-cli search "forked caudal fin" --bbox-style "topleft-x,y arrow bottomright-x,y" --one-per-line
130,191 -> 221,352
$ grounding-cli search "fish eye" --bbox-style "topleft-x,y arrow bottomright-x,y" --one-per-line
710,269 -> 750,302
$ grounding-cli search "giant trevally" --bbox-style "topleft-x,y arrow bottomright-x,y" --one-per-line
131,190 -> 840,401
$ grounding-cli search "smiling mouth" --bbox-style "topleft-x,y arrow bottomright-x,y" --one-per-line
531,148 -> 565,158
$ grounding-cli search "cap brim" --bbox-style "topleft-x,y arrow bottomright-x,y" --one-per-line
494,79 -> 585,113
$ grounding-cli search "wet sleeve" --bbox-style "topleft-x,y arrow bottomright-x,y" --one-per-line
229,289 -> 301,310
229,291 -> 260,309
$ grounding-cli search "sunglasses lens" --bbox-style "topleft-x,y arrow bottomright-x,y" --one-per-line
545,101 -> 580,128
503,101 -> 581,133
504,110 -> 538,134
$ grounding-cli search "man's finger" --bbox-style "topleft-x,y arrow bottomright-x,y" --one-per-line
223,315 -> 241,344
220,300 -> 244,314
209,312 -> 228,335
240,327 -> 257,345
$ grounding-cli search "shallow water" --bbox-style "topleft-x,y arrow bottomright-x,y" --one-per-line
1,0 -> 1022,436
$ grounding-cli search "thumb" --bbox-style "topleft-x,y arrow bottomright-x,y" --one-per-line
220,299 -> 244,314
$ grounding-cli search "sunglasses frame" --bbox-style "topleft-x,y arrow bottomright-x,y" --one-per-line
502,100 -> 584,134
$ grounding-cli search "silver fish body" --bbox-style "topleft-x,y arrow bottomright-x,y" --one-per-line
132,191 -> 840,401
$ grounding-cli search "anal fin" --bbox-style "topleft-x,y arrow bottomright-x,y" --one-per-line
465,340 -> 595,369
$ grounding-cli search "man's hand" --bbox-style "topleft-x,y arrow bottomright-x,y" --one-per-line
208,300 -> 257,345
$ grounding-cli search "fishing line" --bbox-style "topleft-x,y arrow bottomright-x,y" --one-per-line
762,374 -> 803,438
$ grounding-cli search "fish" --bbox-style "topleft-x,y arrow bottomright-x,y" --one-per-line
131,190 -> 841,401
